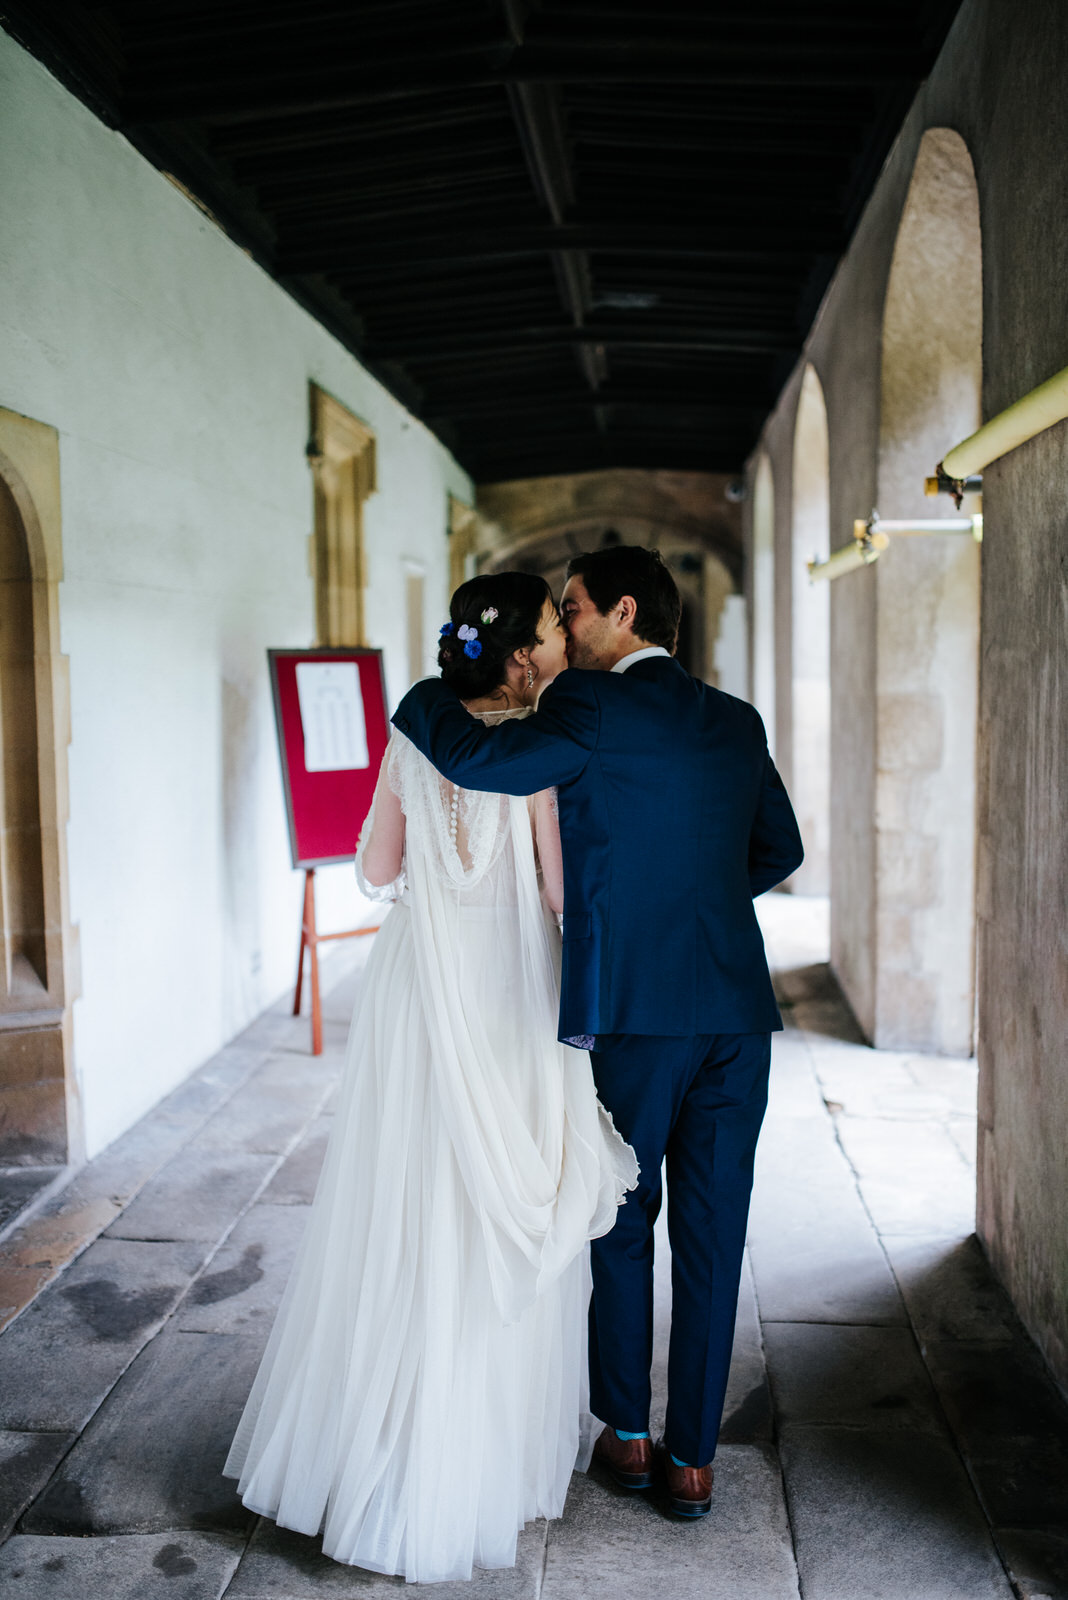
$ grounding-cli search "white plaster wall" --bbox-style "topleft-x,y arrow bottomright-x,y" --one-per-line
0,32 -> 471,1156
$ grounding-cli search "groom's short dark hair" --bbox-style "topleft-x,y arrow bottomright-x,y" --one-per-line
565,545 -> 681,653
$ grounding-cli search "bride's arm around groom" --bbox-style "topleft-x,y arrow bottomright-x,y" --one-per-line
393,660 -> 802,906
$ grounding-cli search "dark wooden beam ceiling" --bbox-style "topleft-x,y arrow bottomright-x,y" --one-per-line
1,0 -> 963,482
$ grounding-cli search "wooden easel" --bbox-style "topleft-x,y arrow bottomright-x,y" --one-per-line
293,868 -> 379,1054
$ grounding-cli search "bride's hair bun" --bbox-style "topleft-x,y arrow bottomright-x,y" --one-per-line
438,573 -> 552,698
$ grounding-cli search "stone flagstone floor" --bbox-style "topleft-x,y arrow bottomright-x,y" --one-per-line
1,894 -> 1067,1599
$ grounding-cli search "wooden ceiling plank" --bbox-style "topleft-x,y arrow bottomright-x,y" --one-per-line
6,0 -> 963,479
276,222 -> 839,276
374,326 -> 801,364
122,39 -> 930,127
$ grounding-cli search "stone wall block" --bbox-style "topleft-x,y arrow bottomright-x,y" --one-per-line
875,972 -> 938,1052
878,693 -> 944,773
0,1026 -> 64,1089
875,773 -> 916,832
0,1079 -> 67,1165
878,912 -> 915,973
877,830 -> 939,910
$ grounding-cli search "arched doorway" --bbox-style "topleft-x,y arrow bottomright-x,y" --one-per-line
875,127 -> 982,1055
751,454 -> 776,754
790,368 -> 831,893
475,470 -> 744,688
0,410 -> 78,1170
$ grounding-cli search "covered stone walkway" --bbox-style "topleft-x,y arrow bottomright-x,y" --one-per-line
0,896 -> 1066,1599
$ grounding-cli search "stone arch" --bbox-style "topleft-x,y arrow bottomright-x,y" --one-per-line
874,126 -> 982,1054
473,470 -> 744,687
483,519 -> 738,686
0,410 -> 79,1166
750,453 -> 776,755
790,366 -> 831,893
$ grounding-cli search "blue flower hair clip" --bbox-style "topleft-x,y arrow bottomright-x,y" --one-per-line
464,639 -> 482,658
439,622 -> 455,636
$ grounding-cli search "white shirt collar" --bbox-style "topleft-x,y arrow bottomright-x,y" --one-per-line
611,645 -> 671,674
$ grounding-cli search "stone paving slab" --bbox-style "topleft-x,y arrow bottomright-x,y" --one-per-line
0,1530 -> 245,1599
765,1026 -> 830,1118
259,1117 -> 332,1207
830,1115 -> 976,1236
945,1115 -> 978,1169
790,995 -> 868,1046
104,1148 -> 278,1244
881,1234 -> 1020,1346
922,1337 -> 1068,1528
0,1238 -> 207,1430
779,1425 -> 1014,1599
748,1113 -> 906,1325
803,1046 -> 978,1123
0,1432 -> 74,1542
195,1075 -> 331,1159
75,1044 -> 274,1204
0,1196 -> 121,1338
0,1043 -> 277,1335
541,1446 -> 800,1600
905,1056 -> 981,1117
175,1203 -> 309,1336
994,1527 -> 1068,1600
762,1323 -> 946,1432
0,1169 -> 66,1241
227,1517 -> 545,1597
22,1330 -> 262,1535
255,1051 -> 342,1096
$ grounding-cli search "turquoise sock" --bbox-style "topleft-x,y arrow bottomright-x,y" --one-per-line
614,1429 -> 649,1441
671,1453 -> 692,1467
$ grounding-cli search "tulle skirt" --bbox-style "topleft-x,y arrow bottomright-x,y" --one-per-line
224,901 -> 633,1583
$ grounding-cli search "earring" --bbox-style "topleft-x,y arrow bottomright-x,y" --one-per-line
526,667 -> 535,689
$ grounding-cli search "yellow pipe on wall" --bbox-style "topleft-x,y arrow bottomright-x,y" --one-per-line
808,528 -> 888,583
806,514 -> 981,583
942,363 -> 1068,479
875,516 -> 983,541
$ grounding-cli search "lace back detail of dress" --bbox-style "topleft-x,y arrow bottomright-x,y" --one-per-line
388,710 -> 532,894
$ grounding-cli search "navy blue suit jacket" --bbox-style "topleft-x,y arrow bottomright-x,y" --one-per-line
392,658 -> 803,1040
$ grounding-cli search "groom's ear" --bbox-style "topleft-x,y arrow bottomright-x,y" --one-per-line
615,594 -> 639,633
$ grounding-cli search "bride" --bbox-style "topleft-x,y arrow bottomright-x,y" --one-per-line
225,573 -> 637,1584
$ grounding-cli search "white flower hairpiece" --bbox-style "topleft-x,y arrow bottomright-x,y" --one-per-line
480,607 -> 499,624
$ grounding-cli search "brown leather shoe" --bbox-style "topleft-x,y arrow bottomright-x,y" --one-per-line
592,1427 -> 654,1490
656,1441 -> 714,1518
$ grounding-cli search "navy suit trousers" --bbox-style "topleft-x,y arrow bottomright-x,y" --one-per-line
587,1032 -> 771,1467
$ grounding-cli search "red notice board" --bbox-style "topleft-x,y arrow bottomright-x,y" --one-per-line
268,648 -> 389,868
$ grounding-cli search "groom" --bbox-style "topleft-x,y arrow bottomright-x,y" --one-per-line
392,545 -> 802,1517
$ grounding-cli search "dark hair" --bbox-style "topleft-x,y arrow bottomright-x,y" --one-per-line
437,572 -> 553,698
565,545 -> 681,653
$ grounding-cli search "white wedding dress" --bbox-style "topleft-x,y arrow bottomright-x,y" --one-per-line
224,709 -> 637,1584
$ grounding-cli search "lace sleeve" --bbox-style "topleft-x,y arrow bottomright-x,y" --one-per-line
354,736 -> 407,903
532,787 -> 564,915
